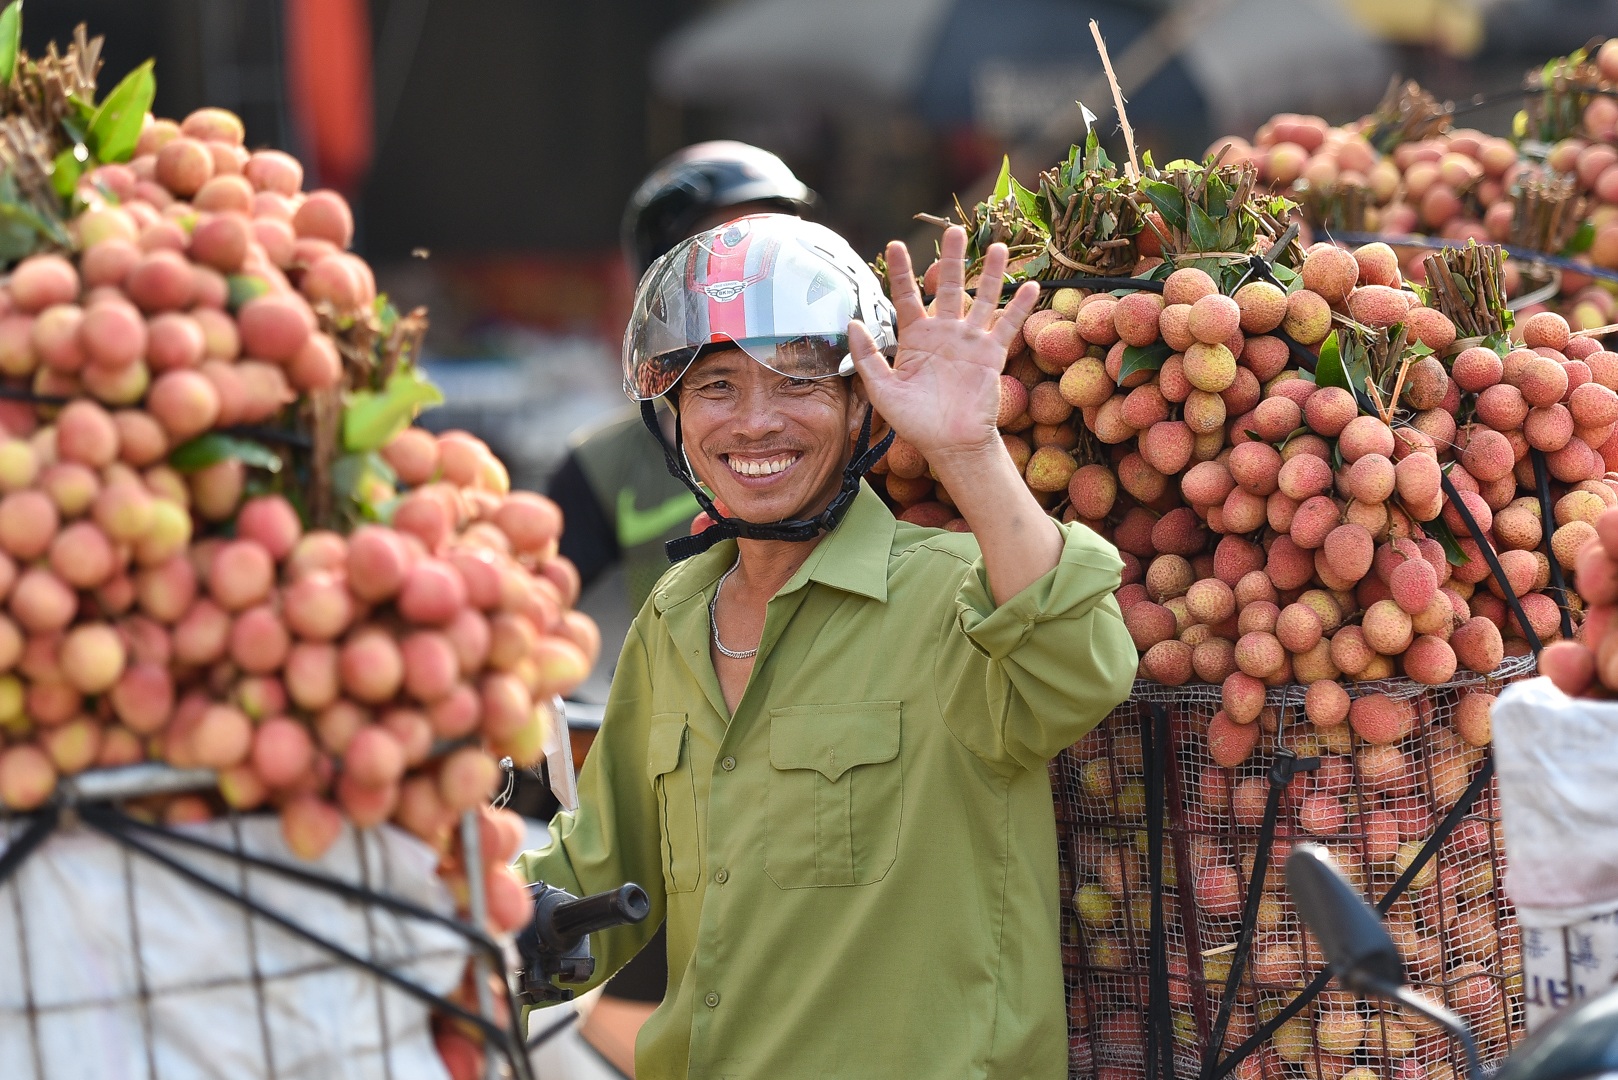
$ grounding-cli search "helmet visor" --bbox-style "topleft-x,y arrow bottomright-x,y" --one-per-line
629,333 -> 850,401
622,215 -> 895,401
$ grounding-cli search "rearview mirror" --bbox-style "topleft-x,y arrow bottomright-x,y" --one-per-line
1286,843 -> 1404,995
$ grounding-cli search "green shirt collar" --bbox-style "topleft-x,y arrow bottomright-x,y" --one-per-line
651,481 -> 895,613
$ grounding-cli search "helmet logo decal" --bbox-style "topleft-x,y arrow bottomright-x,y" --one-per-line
701,272 -> 767,303
805,270 -> 836,305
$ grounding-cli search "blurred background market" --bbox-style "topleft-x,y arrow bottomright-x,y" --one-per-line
27,0 -> 1618,697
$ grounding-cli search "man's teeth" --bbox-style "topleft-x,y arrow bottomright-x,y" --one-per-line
729,454 -> 798,477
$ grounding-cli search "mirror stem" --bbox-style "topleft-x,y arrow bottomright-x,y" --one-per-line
1356,974 -> 1481,1080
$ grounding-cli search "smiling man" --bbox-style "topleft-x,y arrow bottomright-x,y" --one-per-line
518,216 -> 1136,1079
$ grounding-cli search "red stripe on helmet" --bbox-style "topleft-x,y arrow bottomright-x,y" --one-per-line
699,225 -> 755,345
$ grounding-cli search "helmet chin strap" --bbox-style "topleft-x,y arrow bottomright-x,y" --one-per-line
640,399 -> 895,562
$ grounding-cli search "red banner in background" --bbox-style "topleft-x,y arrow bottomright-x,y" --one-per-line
284,0 -> 375,194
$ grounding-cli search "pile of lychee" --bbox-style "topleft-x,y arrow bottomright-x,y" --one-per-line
881,239 -> 1600,749
945,238 -> 1550,1073
0,108 -> 601,925
1207,54 -> 1618,335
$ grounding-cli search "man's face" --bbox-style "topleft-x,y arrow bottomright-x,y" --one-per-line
677,348 -> 864,525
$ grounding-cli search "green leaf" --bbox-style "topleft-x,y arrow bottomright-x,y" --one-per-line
1017,251 -> 1050,279
1117,342 -> 1172,382
1314,331 -> 1347,390
1204,173 -> 1232,219
1187,202 -> 1220,252
1082,128 -> 1111,171
375,296 -> 400,337
0,172 -> 69,260
342,365 -> 445,453
87,59 -> 156,164
1562,220 -> 1596,256
50,147 -> 83,199
0,1 -> 21,85
1271,264 -> 1301,292
991,156 -> 1013,204
0,205 -> 39,264
1342,338 -> 1374,401
1406,341 -> 1434,359
333,451 -> 398,520
1482,330 -> 1513,358
226,274 -> 271,311
1139,149 -> 1155,171
1141,181 -> 1187,232
1010,174 -> 1045,229
168,433 -> 283,474
1425,517 -> 1471,567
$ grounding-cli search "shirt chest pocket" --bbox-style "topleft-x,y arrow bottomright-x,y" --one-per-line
766,702 -> 903,890
647,714 -> 701,894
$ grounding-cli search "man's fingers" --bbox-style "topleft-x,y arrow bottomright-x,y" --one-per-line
989,281 -> 1041,351
846,320 -> 894,393
884,240 -> 927,327
934,226 -> 967,322
967,243 -> 1009,329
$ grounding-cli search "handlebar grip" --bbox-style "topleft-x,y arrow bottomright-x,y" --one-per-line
547,883 -> 650,941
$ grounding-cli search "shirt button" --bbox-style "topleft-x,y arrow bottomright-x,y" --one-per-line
714,868 -> 729,884
705,992 -> 720,1008
721,756 -> 736,771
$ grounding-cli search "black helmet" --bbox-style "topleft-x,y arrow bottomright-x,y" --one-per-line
622,141 -> 817,275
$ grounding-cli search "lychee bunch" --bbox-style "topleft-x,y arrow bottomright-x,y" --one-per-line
880,231 -> 1597,777
1207,85 -> 1618,334
0,105 -> 600,944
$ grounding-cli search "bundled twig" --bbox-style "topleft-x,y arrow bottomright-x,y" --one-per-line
3,24 -> 101,129
1509,168 -> 1587,255
1361,77 -> 1452,153
1521,39 -> 1608,145
1422,242 -> 1511,339
1037,150 -> 1141,278
915,187 -> 1049,288
1295,178 -> 1374,234
300,389 -> 341,530
1143,160 -> 1290,263
0,25 -> 105,251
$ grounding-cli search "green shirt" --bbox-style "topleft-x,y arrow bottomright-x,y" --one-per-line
517,482 -> 1136,1079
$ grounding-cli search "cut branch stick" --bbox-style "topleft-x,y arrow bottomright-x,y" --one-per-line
1089,20 -> 1138,181
1365,376 -> 1390,425
1572,321 -> 1618,338
1388,356 -> 1413,418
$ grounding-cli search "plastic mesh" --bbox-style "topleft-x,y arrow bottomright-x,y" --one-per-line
1054,654 -> 1537,1080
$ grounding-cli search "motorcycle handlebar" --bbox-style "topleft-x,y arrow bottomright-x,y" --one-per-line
546,883 -> 650,942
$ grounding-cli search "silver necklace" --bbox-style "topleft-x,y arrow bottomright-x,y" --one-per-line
709,559 -> 759,659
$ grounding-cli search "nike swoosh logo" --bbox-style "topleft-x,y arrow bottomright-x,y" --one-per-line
617,489 -> 702,548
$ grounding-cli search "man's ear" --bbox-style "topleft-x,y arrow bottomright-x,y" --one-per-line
845,374 -> 870,440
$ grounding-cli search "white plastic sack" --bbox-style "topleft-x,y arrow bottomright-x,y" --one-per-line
1494,676 -> 1618,927
1519,914 -> 1618,1032
0,814 -> 469,1080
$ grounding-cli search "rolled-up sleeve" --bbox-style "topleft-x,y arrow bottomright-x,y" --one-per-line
937,522 -> 1136,769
